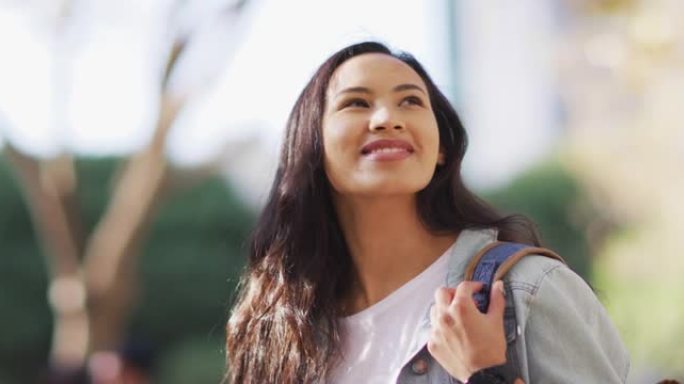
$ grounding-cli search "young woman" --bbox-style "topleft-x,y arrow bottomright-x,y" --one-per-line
225,41 -> 629,383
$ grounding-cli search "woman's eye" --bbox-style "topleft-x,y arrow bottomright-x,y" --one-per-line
342,98 -> 370,109
401,96 -> 424,107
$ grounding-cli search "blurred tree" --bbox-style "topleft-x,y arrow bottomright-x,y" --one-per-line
482,158 -> 614,281
557,0 -> 684,378
0,0 -> 253,380
0,155 -> 254,383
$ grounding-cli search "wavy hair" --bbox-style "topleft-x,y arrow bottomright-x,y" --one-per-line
225,41 -> 540,383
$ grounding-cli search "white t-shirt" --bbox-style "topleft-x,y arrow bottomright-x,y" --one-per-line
327,242 -> 453,384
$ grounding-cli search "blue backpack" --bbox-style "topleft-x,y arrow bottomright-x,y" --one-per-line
464,242 -> 565,381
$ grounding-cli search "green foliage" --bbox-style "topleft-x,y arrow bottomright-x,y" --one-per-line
73,156 -> 120,236
482,158 -> 593,280
130,175 -> 254,352
0,155 -> 52,384
153,337 -> 226,384
0,154 -> 255,382
76,157 -> 255,380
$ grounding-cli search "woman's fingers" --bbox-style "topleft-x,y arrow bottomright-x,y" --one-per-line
433,287 -> 456,328
452,281 -> 483,302
433,280 -> 506,328
448,281 -> 482,316
434,286 -> 454,308
487,280 -> 506,318
430,302 -> 452,328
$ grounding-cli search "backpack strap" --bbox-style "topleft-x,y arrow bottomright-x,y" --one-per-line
464,241 -> 564,313
462,241 -> 565,383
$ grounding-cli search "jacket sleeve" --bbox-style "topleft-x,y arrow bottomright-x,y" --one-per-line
521,263 -> 630,383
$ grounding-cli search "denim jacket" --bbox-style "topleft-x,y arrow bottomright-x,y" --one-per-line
395,228 -> 630,384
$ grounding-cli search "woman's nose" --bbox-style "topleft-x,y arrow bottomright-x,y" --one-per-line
369,107 -> 404,132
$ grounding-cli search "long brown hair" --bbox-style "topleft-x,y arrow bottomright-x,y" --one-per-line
225,41 -> 539,383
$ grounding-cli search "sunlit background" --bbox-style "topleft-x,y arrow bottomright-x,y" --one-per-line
0,0 -> 682,383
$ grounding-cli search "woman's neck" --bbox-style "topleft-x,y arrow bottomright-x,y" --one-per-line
334,194 -> 458,315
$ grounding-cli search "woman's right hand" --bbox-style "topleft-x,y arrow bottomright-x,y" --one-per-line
427,280 -> 524,383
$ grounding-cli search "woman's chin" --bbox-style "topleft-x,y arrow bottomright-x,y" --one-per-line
338,181 -> 430,198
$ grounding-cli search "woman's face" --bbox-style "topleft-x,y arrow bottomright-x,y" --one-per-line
322,53 -> 441,198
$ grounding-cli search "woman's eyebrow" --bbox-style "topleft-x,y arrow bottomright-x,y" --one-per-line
335,86 -> 372,98
334,83 -> 426,98
393,83 -> 426,94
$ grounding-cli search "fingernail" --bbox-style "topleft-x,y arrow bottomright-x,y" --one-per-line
497,281 -> 506,296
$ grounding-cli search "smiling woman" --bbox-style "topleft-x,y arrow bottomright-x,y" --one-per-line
224,42 -> 629,384
322,53 -> 441,197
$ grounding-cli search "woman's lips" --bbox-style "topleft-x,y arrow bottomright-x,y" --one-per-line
360,139 -> 414,161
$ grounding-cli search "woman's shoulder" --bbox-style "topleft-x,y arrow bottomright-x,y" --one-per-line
455,228 -> 590,296
504,252 -> 590,298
